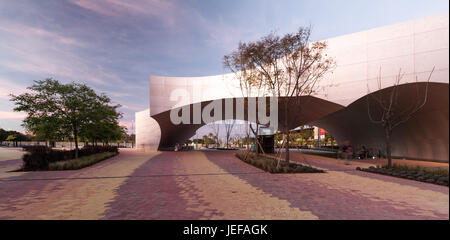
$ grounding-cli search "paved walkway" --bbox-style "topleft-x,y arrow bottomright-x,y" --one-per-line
0,149 -> 447,219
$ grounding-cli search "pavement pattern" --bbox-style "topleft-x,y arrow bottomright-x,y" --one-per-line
0,148 -> 448,219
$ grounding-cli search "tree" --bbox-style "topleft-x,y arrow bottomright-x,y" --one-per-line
121,133 -> 136,148
79,104 -> 124,146
0,128 -> 30,143
5,135 -> 17,147
193,138 -> 203,144
202,134 -> 215,147
225,27 -> 334,162
224,119 -> 236,149
10,78 -> 123,158
367,68 -> 434,168
208,122 -> 221,148
224,40 -> 267,154
22,115 -> 65,147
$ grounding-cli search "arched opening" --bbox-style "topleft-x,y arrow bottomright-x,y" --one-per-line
148,96 -> 344,151
272,125 -> 339,159
186,120 -> 259,150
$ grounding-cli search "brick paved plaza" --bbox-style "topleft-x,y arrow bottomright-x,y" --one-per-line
0,147 -> 448,220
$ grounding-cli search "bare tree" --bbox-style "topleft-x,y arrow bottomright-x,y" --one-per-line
367,67 -> 434,168
238,27 -> 334,162
224,119 -> 236,149
224,41 -> 267,155
208,122 -> 221,148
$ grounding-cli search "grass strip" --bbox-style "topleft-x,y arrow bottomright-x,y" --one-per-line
49,152 -> 118,170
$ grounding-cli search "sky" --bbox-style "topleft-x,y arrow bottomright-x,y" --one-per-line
0,0 -> 448,133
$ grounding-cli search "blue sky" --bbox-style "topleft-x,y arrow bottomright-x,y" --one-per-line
0,0 -> 448,133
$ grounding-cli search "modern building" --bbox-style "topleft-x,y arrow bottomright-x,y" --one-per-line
136,13 -> 449,162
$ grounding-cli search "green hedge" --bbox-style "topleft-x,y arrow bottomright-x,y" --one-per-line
22,145 -> 118,171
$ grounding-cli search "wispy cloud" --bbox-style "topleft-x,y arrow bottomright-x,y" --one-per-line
0,32 -> 124,87
120,103 -> 146,111
203,19 -> 260,52
0,77 -> 28,100
0,22 -> 85,47
69,0 -> 177,26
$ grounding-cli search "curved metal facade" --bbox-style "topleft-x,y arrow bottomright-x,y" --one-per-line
136,13 -> 449,162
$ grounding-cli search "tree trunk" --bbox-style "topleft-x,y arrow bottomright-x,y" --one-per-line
385,128 -> 392,168
284,100 -> 290,162
73,125 -> 79,159
285,130 -> 290,162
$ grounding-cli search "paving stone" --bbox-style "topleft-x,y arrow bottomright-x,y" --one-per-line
0,149 -> 448,220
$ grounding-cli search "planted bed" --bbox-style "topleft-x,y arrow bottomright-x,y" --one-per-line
235,152 -> 325,174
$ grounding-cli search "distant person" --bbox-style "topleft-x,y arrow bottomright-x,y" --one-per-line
359,146 -> 367,159
344,145 -> 353,165
346,145 -> 353,158
341,145 -> 347,159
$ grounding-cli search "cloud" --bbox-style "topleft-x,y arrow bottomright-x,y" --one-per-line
0,22 -> 85,47
120,103 -> 146,111
0,111 -> 26,119
0,77 -> 28,100
69,0 -> 176,26
204,22 -> 259,52
119,120 -> 135,133
0,36 -> 123,87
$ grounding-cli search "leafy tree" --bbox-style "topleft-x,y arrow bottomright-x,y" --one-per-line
79,103 -> 124,145
22,115 -> 65,146
193,138 -> 203,144
0,128 -> 30,145
202,134 -> 216,146
5,135 -> 17,147
10,78 -> 122,158
0,128 -> 6,141
6,135 -> 16,141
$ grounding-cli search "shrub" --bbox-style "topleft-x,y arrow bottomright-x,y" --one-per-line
357,164 -> 448,186
22,152 -> 50,171
21,145 -> 119,171
22,145 -> 52,152
382,163 -> 449,177
235,152 -> 324,174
